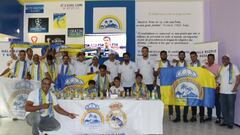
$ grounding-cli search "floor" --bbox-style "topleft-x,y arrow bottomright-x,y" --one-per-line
0,116 -> 239,135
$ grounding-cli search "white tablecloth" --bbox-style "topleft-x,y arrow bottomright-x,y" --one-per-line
49,99 -> 164,135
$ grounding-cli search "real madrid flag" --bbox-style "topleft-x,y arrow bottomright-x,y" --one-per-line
159,67 -> 216,108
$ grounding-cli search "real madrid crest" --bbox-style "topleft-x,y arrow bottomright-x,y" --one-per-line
81,103 -> 104,127
106,102 -> 127,129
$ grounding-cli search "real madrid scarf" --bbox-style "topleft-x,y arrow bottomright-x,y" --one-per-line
13,60 -> 27,79
38,89 -> 54,117
219,63 -> 234,84
97,74 -> 109,92
31,63 -> 44,81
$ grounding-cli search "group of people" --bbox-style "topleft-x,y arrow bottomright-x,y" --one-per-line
1,46 -> 239,135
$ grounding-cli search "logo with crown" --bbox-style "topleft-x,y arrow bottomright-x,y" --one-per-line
106,102 -> 127,129
81,103 -> 104,127
8,80 -> 35,119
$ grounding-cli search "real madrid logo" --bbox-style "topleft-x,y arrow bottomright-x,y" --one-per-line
106,102 -> 127,129
8,80 -> 33,118
81,103 -> 104,127
97,15 -> 122,30
172,77 -> 203,100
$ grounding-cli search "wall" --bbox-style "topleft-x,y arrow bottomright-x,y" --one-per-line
209,0 -> 240,66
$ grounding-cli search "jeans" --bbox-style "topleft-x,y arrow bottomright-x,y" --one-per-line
26,112 -> 61,135
219,93 -> 236,126
207,92 -> 221,119
124,87 -> 132,97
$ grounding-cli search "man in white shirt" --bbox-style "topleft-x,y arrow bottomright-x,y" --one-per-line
173,51 -> 189,123
118,52 -> 137,96
104,52 -> 120,80
28,54 -> 49,81
73,52 -> 89,76
58,55 -> 74,76
136,46 -> 155,93
5,50 -> 30,79
25,78 -> 77,135
218,54 -> 240,129
154,50 -> 173,120
87,56 -> 99,75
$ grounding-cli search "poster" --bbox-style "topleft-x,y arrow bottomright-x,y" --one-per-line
53,13 -> 66,29
28,18 -> 49,33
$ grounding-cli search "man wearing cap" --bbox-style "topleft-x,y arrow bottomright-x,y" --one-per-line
218,54 -> 240,129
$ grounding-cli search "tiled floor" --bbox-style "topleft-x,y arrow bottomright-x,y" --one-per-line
0,117 -> 239,135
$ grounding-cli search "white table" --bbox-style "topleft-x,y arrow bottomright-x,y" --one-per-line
49,99 -> 164,135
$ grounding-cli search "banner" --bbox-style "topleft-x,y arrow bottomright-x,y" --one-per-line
0,77 -> 41,119
159,67 -> 216,108
52,100 -> 164,134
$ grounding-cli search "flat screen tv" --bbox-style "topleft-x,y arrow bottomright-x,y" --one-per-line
84,33 -> 126,58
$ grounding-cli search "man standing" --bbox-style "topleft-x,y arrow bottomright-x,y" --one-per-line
25,78 -> 77,135
189,51 -> 204,123
203,54 -> 221,123
173,51 -> 189,122
118,52 -> 137,96
104,52 -> 120,80
58,55 -> 74,76
136,47 -> 155,93
73,52 -> 89,76
218,54 -> 240,129
154,50 -> 173,120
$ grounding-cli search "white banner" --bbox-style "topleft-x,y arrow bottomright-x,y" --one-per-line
24,1 -> 85,44
50,100 -> 164,135
136,0 -> 204,60
0,77 -> 40,119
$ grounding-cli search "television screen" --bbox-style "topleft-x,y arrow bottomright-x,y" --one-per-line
84,33 -> 126,58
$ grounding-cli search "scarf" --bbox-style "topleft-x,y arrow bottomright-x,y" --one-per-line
31,63 -> 44,81
219,63 -> 234,84
38,89 -> 54,117
97,74 -> 109,92
46,63 -> 57,81
13,60 -> 27,79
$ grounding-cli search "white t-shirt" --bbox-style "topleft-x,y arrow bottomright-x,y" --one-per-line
73,61 -> 88,76
219,64 -> 240,94
136,57 -> 155,84
26,90 -> 58,116
103,59 -> 120,79
87,65 -> 99,74
11,60 -> 30,79
57,64 -> 75,75
154,60 -> 171,86
189,60 -> 202,67
118,61 -> 137,87
28,63 -> 48,81
109,86 -> 124,95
